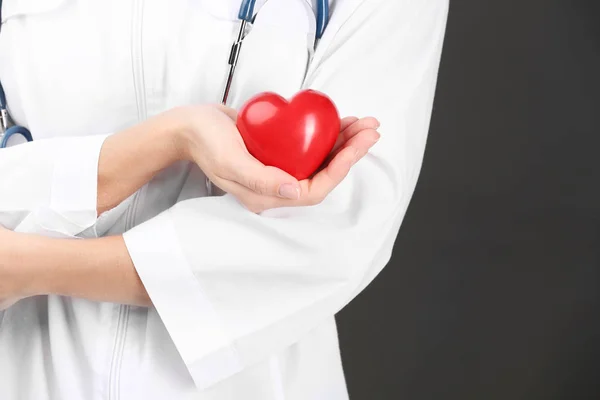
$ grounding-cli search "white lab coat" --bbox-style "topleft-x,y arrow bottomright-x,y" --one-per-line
0,0 -> 448,398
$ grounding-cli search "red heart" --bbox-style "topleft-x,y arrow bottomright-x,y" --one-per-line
237,89 -> 341,180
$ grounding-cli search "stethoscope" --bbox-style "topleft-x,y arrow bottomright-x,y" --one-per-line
0,0 -> 33,148
0,0 -> 331,159
0,77 -> 33,149
221,0 -> 329,104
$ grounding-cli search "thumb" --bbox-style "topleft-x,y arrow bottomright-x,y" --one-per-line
225,153 -> 301,199
214,104 -> 238,121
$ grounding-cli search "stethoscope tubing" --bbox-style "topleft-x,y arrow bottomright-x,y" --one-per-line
0,125 -> 34,148
238,0 -> 329,37
0,0 -> 34,148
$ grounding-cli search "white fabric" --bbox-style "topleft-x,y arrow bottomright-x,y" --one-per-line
0,134 -> 106,235
0,0 -> 449,398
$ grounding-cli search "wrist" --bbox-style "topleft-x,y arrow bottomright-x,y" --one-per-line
10,234 -> 149,306
1,231 -> 44,298
97,109 -> 190,215
165,106 -> 200,162
150,109 -> 190,165
6,233 -> 93,299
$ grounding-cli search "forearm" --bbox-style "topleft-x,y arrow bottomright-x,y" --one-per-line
10,232 -> 150,306
97,111 -> 187,215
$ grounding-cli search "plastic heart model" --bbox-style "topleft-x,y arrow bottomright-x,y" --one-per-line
236,89 -> 341,180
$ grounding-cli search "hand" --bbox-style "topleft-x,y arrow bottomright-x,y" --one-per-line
223,115 -> 381,213
175,104 -> 380,213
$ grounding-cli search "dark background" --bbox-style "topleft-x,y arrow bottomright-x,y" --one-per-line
337,1 -> 600,399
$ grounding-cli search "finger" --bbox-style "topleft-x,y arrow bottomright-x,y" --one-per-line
215,177 -> 291,213
342,117 -> 380,140
300,146 -> 357,205
340,116 -> 359,132
338,128 -> 380,161
332,117 -> 380,154
328,120 -> 381,167
302,129 -> 380,205
218,149 -> 302,200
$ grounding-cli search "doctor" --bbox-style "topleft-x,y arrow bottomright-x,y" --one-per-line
0,0 -> 449,399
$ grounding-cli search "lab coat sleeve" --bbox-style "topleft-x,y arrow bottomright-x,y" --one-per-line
0,135 -> 107,236
123,0 -> 449,390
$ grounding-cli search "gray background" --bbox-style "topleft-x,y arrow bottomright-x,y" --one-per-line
337,1 -> 600,399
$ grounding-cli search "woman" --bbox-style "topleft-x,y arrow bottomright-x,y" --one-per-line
0,0 -> 449,399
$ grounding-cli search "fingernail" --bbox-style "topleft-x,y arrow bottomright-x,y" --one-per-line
278,183 -> 301,199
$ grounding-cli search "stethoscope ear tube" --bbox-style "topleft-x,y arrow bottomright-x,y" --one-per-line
237,0 -> 257,22
316,0 -> 329,39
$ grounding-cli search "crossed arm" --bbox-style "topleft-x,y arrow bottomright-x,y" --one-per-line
0,105 -> 380,309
